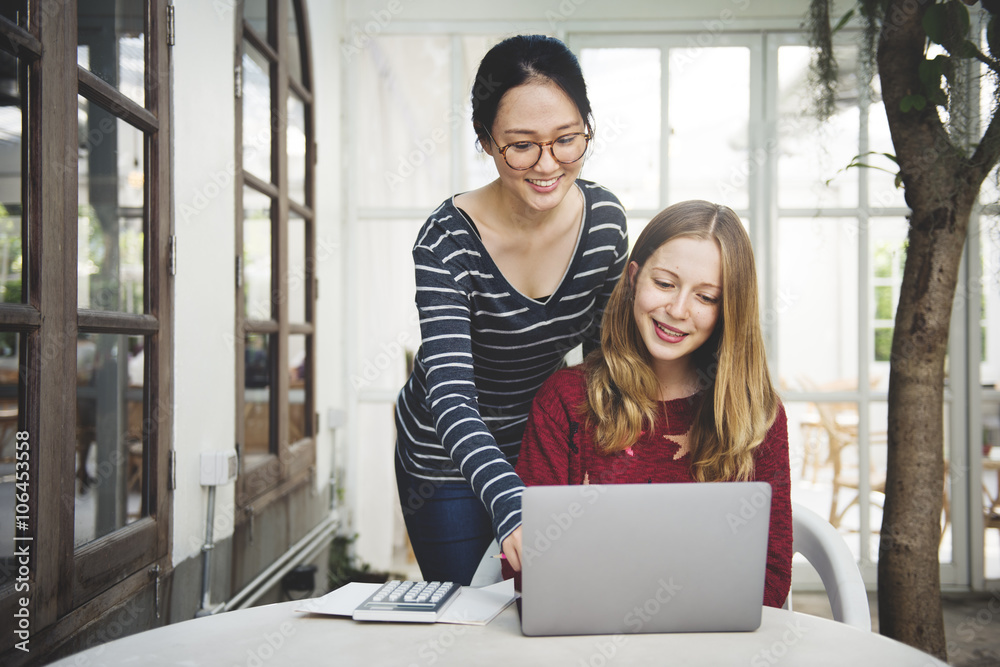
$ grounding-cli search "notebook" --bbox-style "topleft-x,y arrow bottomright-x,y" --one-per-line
519,481 -> 772,636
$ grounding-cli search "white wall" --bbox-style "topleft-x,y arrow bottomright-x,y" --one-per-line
308,0 -> 345,523
171,0 -> 238,565
170,0 -> 343,567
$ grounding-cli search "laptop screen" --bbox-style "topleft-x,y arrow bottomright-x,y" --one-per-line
519,481 -> 771,636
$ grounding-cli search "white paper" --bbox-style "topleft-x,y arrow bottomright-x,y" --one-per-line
297,582 -> 381,616
296,579 -> 517,626
439,579 -> 517,626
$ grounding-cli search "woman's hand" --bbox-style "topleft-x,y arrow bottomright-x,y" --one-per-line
501,526 -> 523,572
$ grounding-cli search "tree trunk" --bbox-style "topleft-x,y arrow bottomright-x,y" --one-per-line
875,0 -> 989,659
878,209 -> 963,661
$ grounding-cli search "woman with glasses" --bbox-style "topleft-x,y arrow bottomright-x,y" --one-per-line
394,34 -> 628,585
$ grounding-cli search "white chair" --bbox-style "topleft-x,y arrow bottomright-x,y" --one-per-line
470,539 -> 502,587
787,501 -> 871,631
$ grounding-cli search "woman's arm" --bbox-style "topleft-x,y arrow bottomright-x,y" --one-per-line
410,233 -> 524,546
503,371 -> 577,576
754,404 -> 793,608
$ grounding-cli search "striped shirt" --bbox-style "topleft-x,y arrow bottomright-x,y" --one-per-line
395,180 -> 628,545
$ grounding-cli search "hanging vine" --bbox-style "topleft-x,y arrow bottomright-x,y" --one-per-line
808,0 -> 1000,155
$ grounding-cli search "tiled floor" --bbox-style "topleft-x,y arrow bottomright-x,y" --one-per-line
793,589 -> 1000,667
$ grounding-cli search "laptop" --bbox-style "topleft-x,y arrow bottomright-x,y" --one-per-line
519,481 -> 772,636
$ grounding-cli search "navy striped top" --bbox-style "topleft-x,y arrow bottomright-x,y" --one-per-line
394,179 -> 628,545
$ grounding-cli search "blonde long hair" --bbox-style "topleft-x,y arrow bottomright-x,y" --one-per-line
585,200 -> 779,482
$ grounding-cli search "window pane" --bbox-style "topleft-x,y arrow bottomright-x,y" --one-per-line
243,41 -> 273,183
0,331 -> 20,587
288,212 -> 306,323
78,0 -> 145,107
356,219 -> 422,392
787,399 -> 859,560
984,394 -> 1000,580
980,54 -> 999,206
460,36 -> 503,192
75,333 -> 145,546
357,36 -> 451,208
243,188 -> 272,321
78,97 -> 146,314
669,47 -> 750,208
852,401 -> 884,563
580,48 -> 661,211
868,79 -> 905,209
288,92 -> 306,205
626,216 -> 650,250
289,334 -> 308,443
244,333 -> 273,463
870,218 -> 908,387
0,2 -> 25,25
982,216 -> 1000,386
287,0 -> 303,83
874,286 -> 893,320
777,46 -> 860,209
0,50 -> 23,304
777,217 -> 859,386
873,328 -> 893,362
982,216 -> 1000,580
245,0 -> 269,43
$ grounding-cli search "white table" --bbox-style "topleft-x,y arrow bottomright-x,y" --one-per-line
49,599 -> 948,666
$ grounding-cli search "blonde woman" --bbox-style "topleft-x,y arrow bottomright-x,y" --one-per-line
507,200 -> 792,607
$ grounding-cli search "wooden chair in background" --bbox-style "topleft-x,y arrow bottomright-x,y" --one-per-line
798,377 -> 887,530
813,399 -> 887,529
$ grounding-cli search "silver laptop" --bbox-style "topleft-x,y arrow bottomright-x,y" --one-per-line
519,481 -> 772,636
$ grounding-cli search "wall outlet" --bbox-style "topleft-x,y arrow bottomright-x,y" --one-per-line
200,451 -> 238,486
327,408 -> 346,429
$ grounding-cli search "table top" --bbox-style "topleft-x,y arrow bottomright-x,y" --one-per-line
49,598 -> 947,667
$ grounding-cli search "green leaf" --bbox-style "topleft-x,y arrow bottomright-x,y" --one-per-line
900,94 -> 927,112
923,3 -> 948,44
845,151 -> 900,168
957,39 -> 979,59
832,9 -> 855,35
951,1 -> 971,38
824,152 -> 901,187
924,1 -> 973,55
918,57 -> 948,106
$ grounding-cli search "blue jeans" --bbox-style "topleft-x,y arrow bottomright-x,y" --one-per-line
395,454 -> 494,586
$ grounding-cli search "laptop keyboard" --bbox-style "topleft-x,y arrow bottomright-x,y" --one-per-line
352,580 -> 460,622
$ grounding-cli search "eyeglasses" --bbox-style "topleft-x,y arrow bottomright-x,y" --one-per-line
483,127 -> 591,171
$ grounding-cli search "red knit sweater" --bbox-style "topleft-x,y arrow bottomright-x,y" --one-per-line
510,367 -> 793,608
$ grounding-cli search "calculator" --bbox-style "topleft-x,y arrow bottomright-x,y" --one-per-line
352,580 -> 461,622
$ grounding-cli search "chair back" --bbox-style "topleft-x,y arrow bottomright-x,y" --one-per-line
790,501 -> 871,631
